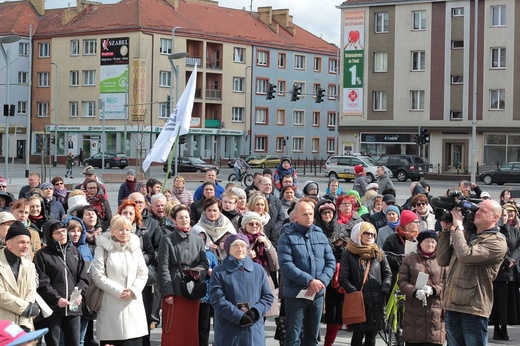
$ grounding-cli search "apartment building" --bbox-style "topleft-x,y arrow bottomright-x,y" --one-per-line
338,0 -> 520,173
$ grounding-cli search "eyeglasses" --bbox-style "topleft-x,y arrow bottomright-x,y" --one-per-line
246,222 -> 261,228
415,202 -> 427,207
340,203 -> 352,206
363,233 -> 376,237
0,185 -> 6,188
54,182 -> 64,186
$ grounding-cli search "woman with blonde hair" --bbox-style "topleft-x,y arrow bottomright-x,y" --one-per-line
171,175 -> 194,207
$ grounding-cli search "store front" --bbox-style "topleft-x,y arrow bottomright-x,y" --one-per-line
358,133 -> 428,161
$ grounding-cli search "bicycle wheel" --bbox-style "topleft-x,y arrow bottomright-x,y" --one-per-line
228,173 -> 236,182
243,173 -> 254,187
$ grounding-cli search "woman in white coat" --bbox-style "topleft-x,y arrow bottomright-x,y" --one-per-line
91,215 -> 149,346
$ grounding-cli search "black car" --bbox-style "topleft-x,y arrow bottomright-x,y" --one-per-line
479,162 -> 520,185
376,154 -> 427,182
163,157 -> 219,174
83,152 -> 128,169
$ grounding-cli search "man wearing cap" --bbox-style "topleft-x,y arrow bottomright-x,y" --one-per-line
0,221 -> 40,331
0,321 -> 48,345
193,169 -> 225,202
278,200 -> 336,346
376,166 -> 395,195
18,173 -> 40,200
0,212 -> 17,248
118,168 -> 139,206
480,191 -> 491,200
40,183 -> 65,221
76,166 -> 108,201
352,165 -> 368,196
438,199 -> 507,345
369,194 -> 397,230
274,157 -> 298,192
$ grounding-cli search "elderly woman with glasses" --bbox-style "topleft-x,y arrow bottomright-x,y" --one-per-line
411,194 -> 436,231
336,194 -> 362,228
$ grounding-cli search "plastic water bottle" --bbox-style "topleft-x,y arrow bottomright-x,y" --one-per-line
69,287 -> 81,312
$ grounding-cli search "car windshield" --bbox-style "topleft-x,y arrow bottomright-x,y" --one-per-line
360,156 -> 378,165
189,157 -> 206,164
246,155 -> 261,161
116,153 -> 126,158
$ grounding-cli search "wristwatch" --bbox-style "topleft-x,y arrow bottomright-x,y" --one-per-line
450,225 -> 464,232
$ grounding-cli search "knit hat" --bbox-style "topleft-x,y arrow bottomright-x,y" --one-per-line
350,222 -> 377,245
281,157 -> 291,165
223,233 -> 250,253
417,230 -> 438,244
83,166 -> 95,175
0,320 -> 48,346
241,211 -> 263,228
67,195 -> 90,214
40,182 -> 54,190
400,210 -> 419,227
5,221 -> 31,241
0,212 -> 16,225
384,205 -> 401,217
366,182 -> 379,191
303,181 -> 319,195
354,165 -> 364,175
262,168 -> 273,176
318,201 -> 336,214
383,194 -> 396,204
127,168 -> 136,176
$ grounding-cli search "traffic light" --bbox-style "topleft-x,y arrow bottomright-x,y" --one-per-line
291,84 -> 302,102
415,134 -> 421,145
266,83 -> 276,100
315,88 -> 325,103
179,135 -> 187,145
420,129 -> 429,144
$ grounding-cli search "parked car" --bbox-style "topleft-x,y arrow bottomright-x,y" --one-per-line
163,157 -> 219,174
248,155 -> 280,169
324,155 -> 392,183
376,154 -> 427,182
83,152 -> 128,169
479,162 -> 520,185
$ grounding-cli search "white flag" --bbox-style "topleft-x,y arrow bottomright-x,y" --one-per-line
143,65 -> 197,171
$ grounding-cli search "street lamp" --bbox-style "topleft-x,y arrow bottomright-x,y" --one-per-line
0,34 -> 22,181
51,62 -> 58,167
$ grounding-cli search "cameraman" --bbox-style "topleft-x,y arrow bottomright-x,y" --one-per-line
458,180 -> 482,199
437,200 -> 507,346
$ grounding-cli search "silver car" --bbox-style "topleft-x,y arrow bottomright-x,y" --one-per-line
324,155 -> 392,183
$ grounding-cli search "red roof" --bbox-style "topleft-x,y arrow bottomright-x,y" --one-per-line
0,1 -> 40,36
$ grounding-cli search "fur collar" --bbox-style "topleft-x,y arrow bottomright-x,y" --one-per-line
95,231 -> 141,253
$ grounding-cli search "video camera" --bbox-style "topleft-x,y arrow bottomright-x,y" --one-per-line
430,189 -> 480,223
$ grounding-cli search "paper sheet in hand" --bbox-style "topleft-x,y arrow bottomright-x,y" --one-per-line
405,240 -> 417,254
415,272 -> 429,289
296,289 -> 316,300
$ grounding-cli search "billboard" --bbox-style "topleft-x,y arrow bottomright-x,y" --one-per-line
343,11 -> 365,116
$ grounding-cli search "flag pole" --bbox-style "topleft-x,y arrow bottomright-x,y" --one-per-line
162,126 -> 182,192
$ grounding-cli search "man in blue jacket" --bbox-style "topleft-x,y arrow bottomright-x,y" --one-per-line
278,200 -> 336,346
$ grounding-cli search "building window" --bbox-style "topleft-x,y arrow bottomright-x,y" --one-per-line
411,51 -> 425,71
38,72 -> 49,87
233,47 -> 245,63
83,39 -> 97,55
452,41 -> 464,49
313,83 -> 321,98
38,43 -> 50,58
255,136 -> 267,152
19,42 -> 29,56
411,90 -> 425,110
278,53 -> 286,68
70,40 -> 79,56
292,137 -> 304,152
17,101 -> 27,115
450,110 -> 462,120
83,70 -> 96,86
255,108 -> 268,124
294,55 -> 305,70
451,75 -> 464,84
292,110 -> 304,126
375,12 -> 389,33
328,84 -> 337,100
70,71 -> 79,86
232,77 -> 244,92
327,112 -> 337,127
491,5 -> 506,27
157,102 -> 168,118
18,72 -> 28,84
311,138 -> 319,153
329,58 -> 338,73
275,137 -> 284,152
491,47 -> 506,68
276,109 -> 285,125
257,50 -> 269,66
326,138 -> 335,153
277,80 -> 286,96
412,10 -> 426,30
159,71 -> 171,87
69,102 -> 78,117
82,101 -> 96,117
232,107 -> 244,122
452,7 -> 464,16
374,52 -> 388,72
490,89 -> 505,110
160,38 -> 172,54
373,91 -> 387,111
37,102 -> 49,117
256,79 -> 268,94
313,57 -> 321,72
312,111 -> 320,127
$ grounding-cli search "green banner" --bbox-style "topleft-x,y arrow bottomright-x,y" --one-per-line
343,50 -> 364,88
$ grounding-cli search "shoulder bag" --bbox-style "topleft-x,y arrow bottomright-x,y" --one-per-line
174,239 -> 206,301
85,248 -> 108,312
342,260 -> 371,325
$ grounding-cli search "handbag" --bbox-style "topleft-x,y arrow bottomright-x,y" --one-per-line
342,260 -> 371,325
333,262 -> 345,294
85,249 -> 108,312
146,265 -> 158,286
174,242 -> 207,301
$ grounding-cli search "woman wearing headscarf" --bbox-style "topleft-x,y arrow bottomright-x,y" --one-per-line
398,230 -> 447,346
209,233 -> 274,345
336,194 -> 362,228
51,177 -> 69,211
339,222 -> 392,346
376,205 -> 400,248
157,205 -> 208,346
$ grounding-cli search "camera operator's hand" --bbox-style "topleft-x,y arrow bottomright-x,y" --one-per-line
450,210 -> 464,229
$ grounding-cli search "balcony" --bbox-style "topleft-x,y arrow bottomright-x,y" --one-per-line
186,57 -> 202,67
205,89 -> 222,100
205,119 -> 221,128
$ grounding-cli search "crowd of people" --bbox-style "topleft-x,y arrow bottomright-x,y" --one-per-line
0,158 -> 518,346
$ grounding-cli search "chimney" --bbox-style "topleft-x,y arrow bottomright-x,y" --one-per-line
29,0 -> 45,16
272,9 -> 296,37
165,0 -> 179,9
256,6 -> 279,35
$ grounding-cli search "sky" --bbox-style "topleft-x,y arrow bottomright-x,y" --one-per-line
40,0 -> 342,45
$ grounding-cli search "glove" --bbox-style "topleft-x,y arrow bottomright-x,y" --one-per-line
245,308 -> 260,322
421,285 -> 433,296
415,289 -> 426,301
239,313 -> 254,327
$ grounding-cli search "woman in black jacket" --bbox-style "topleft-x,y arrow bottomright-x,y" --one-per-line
33,219 -> 89,346
339,221 -> 392,346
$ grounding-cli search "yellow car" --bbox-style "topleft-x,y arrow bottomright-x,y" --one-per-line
248,155 -> 280,169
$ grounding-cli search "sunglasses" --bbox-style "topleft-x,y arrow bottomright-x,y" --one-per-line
415,202 -> 427,207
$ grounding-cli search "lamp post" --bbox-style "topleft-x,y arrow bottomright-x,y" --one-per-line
51,62 -> 58,167
0,34 -> 22,181
470,0 -> 478,182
